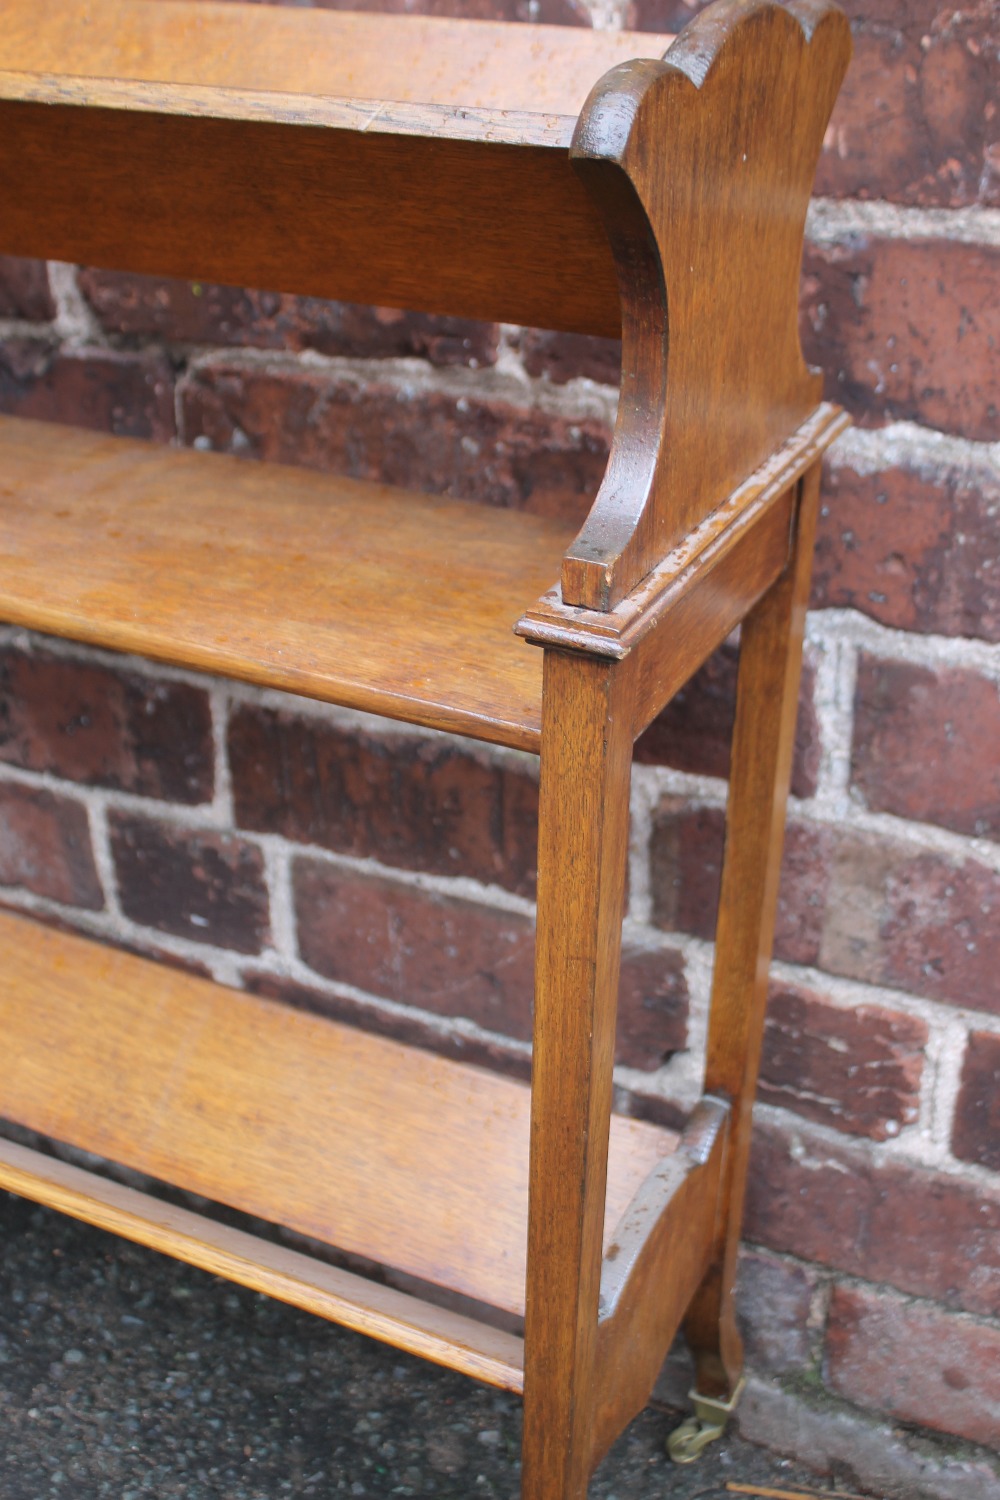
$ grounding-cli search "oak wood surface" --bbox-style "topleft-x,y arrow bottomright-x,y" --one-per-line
684,461 -> 824,1398
0,77 -> 624,336
522,652 -> 634,1499
0,1136 -> 527,1392
0,910 -> 678,1322
589,1097 -> 729,1466
1,1 -> 673,117
562,0 -> 851,606
0,415 -> 576,751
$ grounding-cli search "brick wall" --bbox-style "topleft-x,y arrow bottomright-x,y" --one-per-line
0,1 -> 998,1491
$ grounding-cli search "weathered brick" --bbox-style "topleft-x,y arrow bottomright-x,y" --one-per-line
852,654 -> 1000,840
246,970 -> 532,1082
952,1029 -> 1000,1173
616,940 -> 689,1069
517,329 -> 622,387
109,814 -> 269,953
0,646 -> 214,805
744,1116 -> 1000,1318
635,640 -> 821,799
79,270 -> 498,369
228,704 -> 538,896
812,454 -> 1000,645
0,256 -> 55,321
800,237 -> 1000,441
818,834 -> 1000,1014
293,859 -> 685,1062
294,860 -> 536,1039
649,805 -> 830,967
759,981 -> 926,1141
180,363 -> 609,523
826,1283 -> 1000,1450
0,783 -> 103,909
0,341 -> 175,440
628,3 -> 1000,207
736,1247 -> 818,1376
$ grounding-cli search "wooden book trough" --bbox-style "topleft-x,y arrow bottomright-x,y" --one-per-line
0,1 -> 851,1492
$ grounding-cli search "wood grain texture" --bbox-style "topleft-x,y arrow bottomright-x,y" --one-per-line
683,460 -> 823,1398
0,1137 -> 527,1392
522,652 -> 635,1499
1,1 -> 673,117
563,0 -> 852,606
0,77 -> 623,335
0,415 -> 576,751
590,1097 -> 729,1466
0,911 -> 678,1321
517,404 -> 848,664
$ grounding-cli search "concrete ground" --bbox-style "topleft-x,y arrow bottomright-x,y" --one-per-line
0,1190 -> 877,1500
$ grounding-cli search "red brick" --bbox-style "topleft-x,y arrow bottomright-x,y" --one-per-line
649,805 -> 830,967
616,940 -> 689,1069
736,1247 -> 818,1375
0,256 -> 55,321
109,814 -> 269,953
0,340 -> 175,441
78,270 -> 498,369
744,1116 -> 1000,1317
952,1029 -> 1000,1173
227,704 -> 538,896
801,237 -> 1000,441
826,1283 -> 1000,1449
0,783 -> 102,909
227,0 -> 592,23
628,4 -> 999,208
517,329 -> 621,387
820,832 -> 1000,1013
812,455 -> 1000,644
0,646 -> 214,805
293,859 -> 684,1062
246,970 -> 532,1082
759,981 -> 926,1141
635,640 -> 821,799
294,860 -> 536,1040
818,11 -> 1000,209
852,655 -> 1000,839
180,362 -> 609,523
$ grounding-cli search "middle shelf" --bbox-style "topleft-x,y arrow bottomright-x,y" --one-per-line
0,415 -> 579,751
0,910 -> 679,1324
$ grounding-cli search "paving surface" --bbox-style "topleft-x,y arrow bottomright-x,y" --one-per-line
0,1190 -> 876,1500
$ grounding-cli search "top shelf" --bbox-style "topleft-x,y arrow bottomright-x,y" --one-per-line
4,0 -> 675,120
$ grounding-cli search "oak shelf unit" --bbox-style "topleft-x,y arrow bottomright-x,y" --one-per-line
0,1 -> 852,1494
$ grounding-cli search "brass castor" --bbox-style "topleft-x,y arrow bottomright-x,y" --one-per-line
666,1375 -> 746,1464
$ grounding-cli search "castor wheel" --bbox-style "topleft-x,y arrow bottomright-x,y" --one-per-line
666,1375 -> 746,1464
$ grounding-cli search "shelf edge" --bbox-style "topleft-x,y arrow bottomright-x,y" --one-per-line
0,1136 -> 525,1393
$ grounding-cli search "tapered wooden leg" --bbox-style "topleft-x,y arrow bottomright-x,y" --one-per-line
683,465 -> 822,1400
521,649 -> 634,1500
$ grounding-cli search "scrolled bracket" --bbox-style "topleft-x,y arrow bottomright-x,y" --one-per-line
561,0 -> 852,611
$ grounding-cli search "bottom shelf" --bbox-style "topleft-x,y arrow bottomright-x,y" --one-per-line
0,912 -> 678,1377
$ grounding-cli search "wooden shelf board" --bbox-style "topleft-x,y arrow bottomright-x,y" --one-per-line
0,1136 -> 526,1391
2,1 -> 674,122
0,416 -> 579,751
0,910 -> 679,1321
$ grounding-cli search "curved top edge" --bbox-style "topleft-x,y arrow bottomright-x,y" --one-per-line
664,0 -> 851,90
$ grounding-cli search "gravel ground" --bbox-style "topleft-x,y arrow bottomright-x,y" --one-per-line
0,1190 -> 875,1500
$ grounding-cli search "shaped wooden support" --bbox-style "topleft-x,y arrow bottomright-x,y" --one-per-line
564,0 -> 851,609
